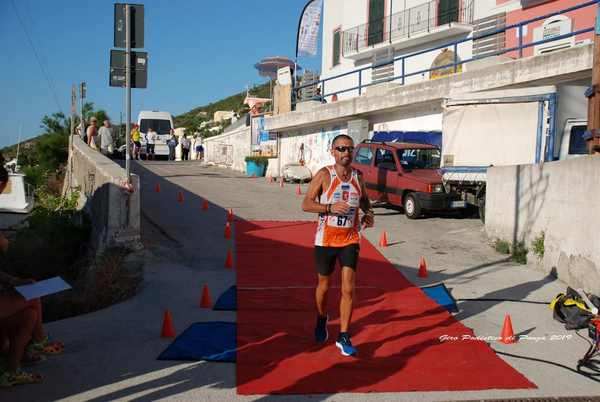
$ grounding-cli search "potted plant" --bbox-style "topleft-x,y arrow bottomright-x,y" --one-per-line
244,156 -> 269,177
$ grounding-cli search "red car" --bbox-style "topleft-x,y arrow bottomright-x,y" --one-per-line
351,140 -> 464,219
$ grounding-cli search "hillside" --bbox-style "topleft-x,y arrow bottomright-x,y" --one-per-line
174,81 -> 272,135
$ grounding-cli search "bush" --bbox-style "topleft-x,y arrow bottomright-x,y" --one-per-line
244,156 -> 270,166
532,231 -> 545,260
0,187 -> 90,280
511,241 -> 528,265
494,239 -> 510,255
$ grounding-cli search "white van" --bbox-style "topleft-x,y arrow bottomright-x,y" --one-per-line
137,111 -> 174,158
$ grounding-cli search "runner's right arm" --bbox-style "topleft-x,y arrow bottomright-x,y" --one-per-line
301,168 -> 349,215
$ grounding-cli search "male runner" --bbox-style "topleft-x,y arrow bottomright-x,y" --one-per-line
301,134 -> 374,356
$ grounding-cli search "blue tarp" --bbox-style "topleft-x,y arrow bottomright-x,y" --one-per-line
372,131 -> 442,149
214,285 -> 237,311
157,321 -> 236,362
420,283 -> 459,313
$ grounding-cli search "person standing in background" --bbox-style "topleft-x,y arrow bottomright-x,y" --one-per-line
167,130 -> 178,161
181,136 -> 191,161
98,120 -> 114,156
131,124 -> 141,160
87,118 -> 99,150
146,127 -> 157,161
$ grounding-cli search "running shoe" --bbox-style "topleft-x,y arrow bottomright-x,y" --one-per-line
314,315 -> 328,343
336,333 -> 357,356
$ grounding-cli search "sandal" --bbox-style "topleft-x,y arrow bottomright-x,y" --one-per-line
0,369 -> 42,387
22,351 -> 46,365
27,336 -> 64,355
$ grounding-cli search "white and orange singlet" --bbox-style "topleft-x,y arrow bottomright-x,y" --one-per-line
315,166 -> 362,247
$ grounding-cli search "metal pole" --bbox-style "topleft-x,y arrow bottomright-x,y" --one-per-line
587,3 -> 600,153
80,83 -> 85,143
125,4 -> 131,182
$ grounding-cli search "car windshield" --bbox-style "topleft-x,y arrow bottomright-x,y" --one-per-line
397,148 -> 441,170
140,119 -> 172,135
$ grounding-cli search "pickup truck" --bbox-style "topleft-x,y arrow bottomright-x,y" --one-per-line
351,140 -> 463,219
441,85 -> 588,221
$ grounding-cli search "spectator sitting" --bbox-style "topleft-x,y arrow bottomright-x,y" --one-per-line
0,271 -> 64,387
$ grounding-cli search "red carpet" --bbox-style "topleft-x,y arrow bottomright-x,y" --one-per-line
236,221 -> 536,394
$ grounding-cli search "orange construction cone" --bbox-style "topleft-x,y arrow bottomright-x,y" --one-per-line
225,249 -> 233,269
224,222 -> 231,239
177,191 -> 184,204
161,310 -> 176,337
296,183 -> 302,196
202,199 -> 209,211
379,231 -> 388,247
154,183 -> 161,193
227,208 -> 234,223
418,256 -> 428,278
200,284 -> 212,308
500,314 -> 517,344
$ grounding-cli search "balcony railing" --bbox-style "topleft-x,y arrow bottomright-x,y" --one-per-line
343,0 -> 475,56
293,0 -> 598,106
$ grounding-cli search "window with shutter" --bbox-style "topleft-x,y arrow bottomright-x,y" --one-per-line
333,29 -> 341,66
368,0 -> 385,46
438,0 -> 459,26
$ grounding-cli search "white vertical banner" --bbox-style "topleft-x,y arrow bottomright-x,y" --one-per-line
297,0 -> 323,57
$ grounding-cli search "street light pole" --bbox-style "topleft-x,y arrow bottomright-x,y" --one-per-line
125,4 -> 132,182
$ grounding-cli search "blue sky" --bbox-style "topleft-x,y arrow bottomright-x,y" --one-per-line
0,0 -> 322,148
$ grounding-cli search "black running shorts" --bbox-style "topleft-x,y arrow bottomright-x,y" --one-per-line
314,244 -> 360,276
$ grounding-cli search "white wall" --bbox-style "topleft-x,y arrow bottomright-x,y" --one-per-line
486,157 -> 600,295
204,126 -> 251,173
280,124 -> 350,175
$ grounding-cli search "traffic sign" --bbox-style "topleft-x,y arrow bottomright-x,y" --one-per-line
110,49 -> 147,70
114,4 -> 144,48
109,67 -> 147,88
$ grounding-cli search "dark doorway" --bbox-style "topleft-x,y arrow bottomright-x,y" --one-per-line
438,0 -> 460,25
368,0 -> 385,46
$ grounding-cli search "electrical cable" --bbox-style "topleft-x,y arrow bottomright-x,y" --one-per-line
457,298 -> 550,305
10,0 -> 64,114
493,348 -> 600,383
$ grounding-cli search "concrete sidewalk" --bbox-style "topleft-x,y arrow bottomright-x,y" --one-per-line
6,162 -> 599,401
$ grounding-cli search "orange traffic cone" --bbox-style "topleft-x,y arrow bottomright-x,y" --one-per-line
296,183 -> 302,196
161,310 -> 176,337
177,191 -> 184,204
225,249 -> 233,269
154,183 -> 161,193
224,222 -> 231,239
200,284 -> 212,308
202,199 -> 209,211
227,208 -> 234,223
379,231 -> 388,247
0,233 -> 9,253
267,175 -> 273,184
279,178 -> 284,188
418,256 -> 428,278
500,314 -> 517,344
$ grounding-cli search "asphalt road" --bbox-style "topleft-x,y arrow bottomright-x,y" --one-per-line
6,161 -> 599,402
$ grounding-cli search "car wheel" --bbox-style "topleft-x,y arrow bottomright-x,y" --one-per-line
403,193 -> 421,219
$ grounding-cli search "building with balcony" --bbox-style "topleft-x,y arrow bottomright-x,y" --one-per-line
264,0 -> 595,176
319,0 -> 594,106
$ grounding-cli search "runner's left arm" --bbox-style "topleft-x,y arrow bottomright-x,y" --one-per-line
358,173 -> 374,228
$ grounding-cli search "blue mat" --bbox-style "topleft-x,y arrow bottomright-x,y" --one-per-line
420,283 -> 458,313
157,321 -> 236,362
213,285 -> 237,311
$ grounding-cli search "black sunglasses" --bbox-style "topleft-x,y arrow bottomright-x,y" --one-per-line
334,146 -> 354,153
